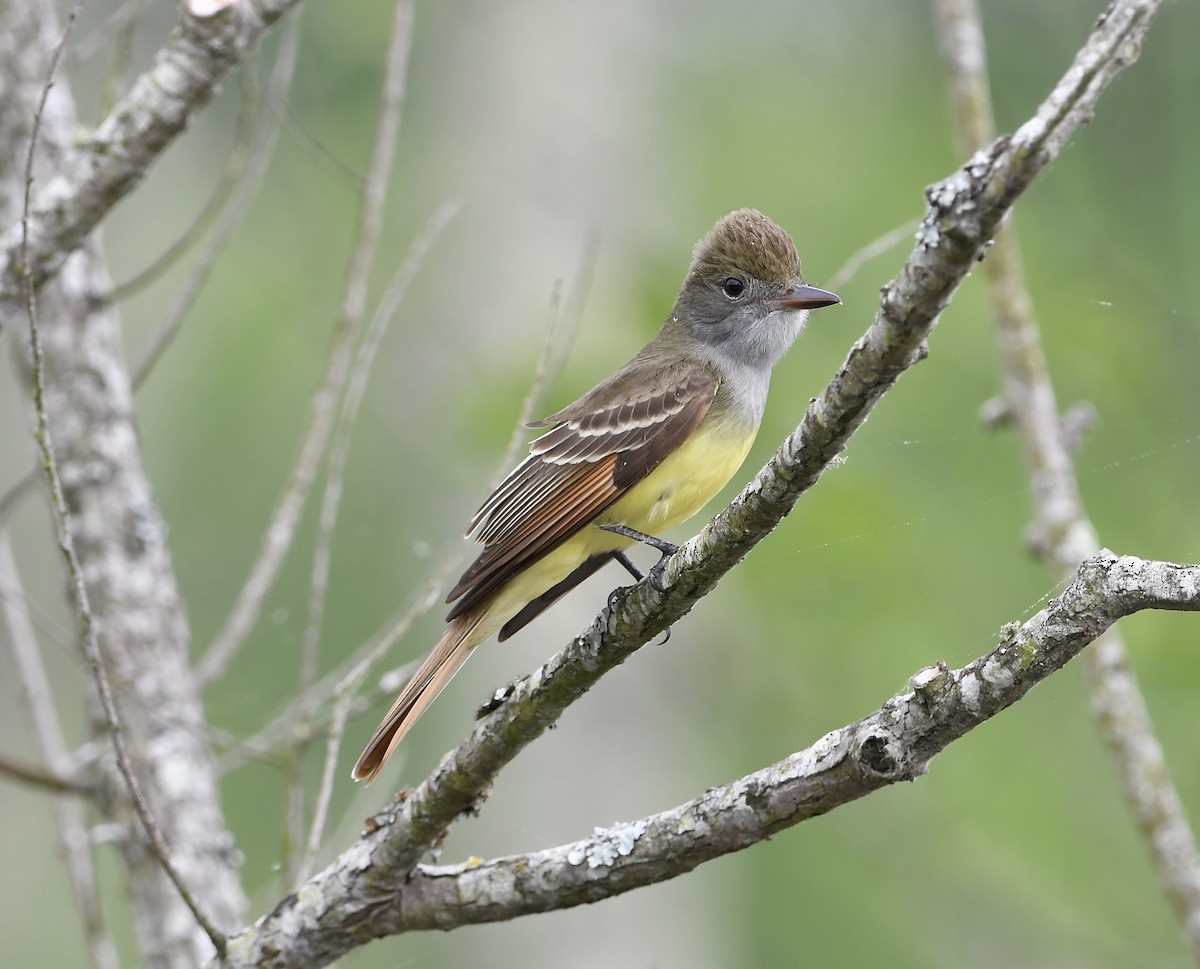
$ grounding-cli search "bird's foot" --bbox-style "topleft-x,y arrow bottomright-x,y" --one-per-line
604,534 -> 675,644
606,584 -> 629,613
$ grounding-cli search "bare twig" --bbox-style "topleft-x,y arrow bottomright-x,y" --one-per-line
494,232 -> 598,473
281,751 -> 306,890
297,687 -> 356,886
196,0 -> 416,686
19,7 -> 227,956
93,2 -> 136,119
824,219 -> 920,293
132,15 -> 301,383
0,470 -> 36,522
291,201 -> 459,886
298,199 -> 460,694
534,231 -> 599,421
109,52 -> 260,304
280,100 -> 365,187
67,0 -> 151,67
0,752 -> 92,796
932,0 -> 1200,953
0,557 -> 74,650
0,530 -> 116,969
509,278 -> 564,464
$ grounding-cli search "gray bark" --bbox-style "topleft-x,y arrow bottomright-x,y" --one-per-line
0,1 -> 246,964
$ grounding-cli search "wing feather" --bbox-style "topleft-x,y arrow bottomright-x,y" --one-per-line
445,359 -> 720,621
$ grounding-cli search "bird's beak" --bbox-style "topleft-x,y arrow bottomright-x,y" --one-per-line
770,284 -> 841,311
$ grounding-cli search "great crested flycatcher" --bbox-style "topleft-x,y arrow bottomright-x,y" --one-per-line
352,208 -> 839,782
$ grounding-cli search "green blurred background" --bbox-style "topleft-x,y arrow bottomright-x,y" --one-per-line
2,0 -> 1198,965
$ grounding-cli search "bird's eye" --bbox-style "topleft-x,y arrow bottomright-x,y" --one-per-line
721,277 -> 745,299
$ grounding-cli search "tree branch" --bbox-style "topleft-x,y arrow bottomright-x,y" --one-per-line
0,751 -> 94,796
222,553 -> 1199,963
400,555 -> 1199,928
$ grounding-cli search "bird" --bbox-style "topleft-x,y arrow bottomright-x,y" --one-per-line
352,208 -> 839,782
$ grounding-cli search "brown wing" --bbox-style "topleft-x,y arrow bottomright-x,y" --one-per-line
445,359 -> 719,620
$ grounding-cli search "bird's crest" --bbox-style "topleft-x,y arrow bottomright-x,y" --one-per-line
689,208 -> 800,284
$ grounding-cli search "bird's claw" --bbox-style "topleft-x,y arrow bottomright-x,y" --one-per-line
607,584 -> 631,613
647,554 -> 673,593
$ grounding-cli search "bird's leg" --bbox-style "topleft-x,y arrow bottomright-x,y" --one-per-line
599,523 -> 677,590
612,549 -> 644,581
600,524 -> 677,645
605,551 -> 639,611
600,523 -> 679,565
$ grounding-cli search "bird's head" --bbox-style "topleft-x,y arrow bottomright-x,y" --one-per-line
673,208 -> 839,371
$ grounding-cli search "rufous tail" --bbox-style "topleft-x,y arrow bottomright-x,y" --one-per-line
352,606 -> 490,783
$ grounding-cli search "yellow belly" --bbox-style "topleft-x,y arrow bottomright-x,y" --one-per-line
482,417 -> 756,631
598,417 -> 756,534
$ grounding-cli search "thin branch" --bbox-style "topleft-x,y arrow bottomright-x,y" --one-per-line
0,469 -> 36,522
280,751 -> 306,889
291,201 -> 459,887
0,536 -> 72,765
67,0 -> 151,67
19,8 -> 227,955
130,14 -> 302,383
932,0 -> 1200,954
824,218 -> 920,293
0,751 -> 93,796
0,0 -> 301,327
297,199 -> 460,695
509,278 -> 563,459
108,49 -> 261,303
93,1 -> 136,120
495,231 -> 598,473
0,542 -> 73,762
534,231 -> 599,424
0,558 -> 76,651
280,100 -> 365,187
0,530 -> 116,969
297,686 -> 356,886
195,0 -> 416,686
